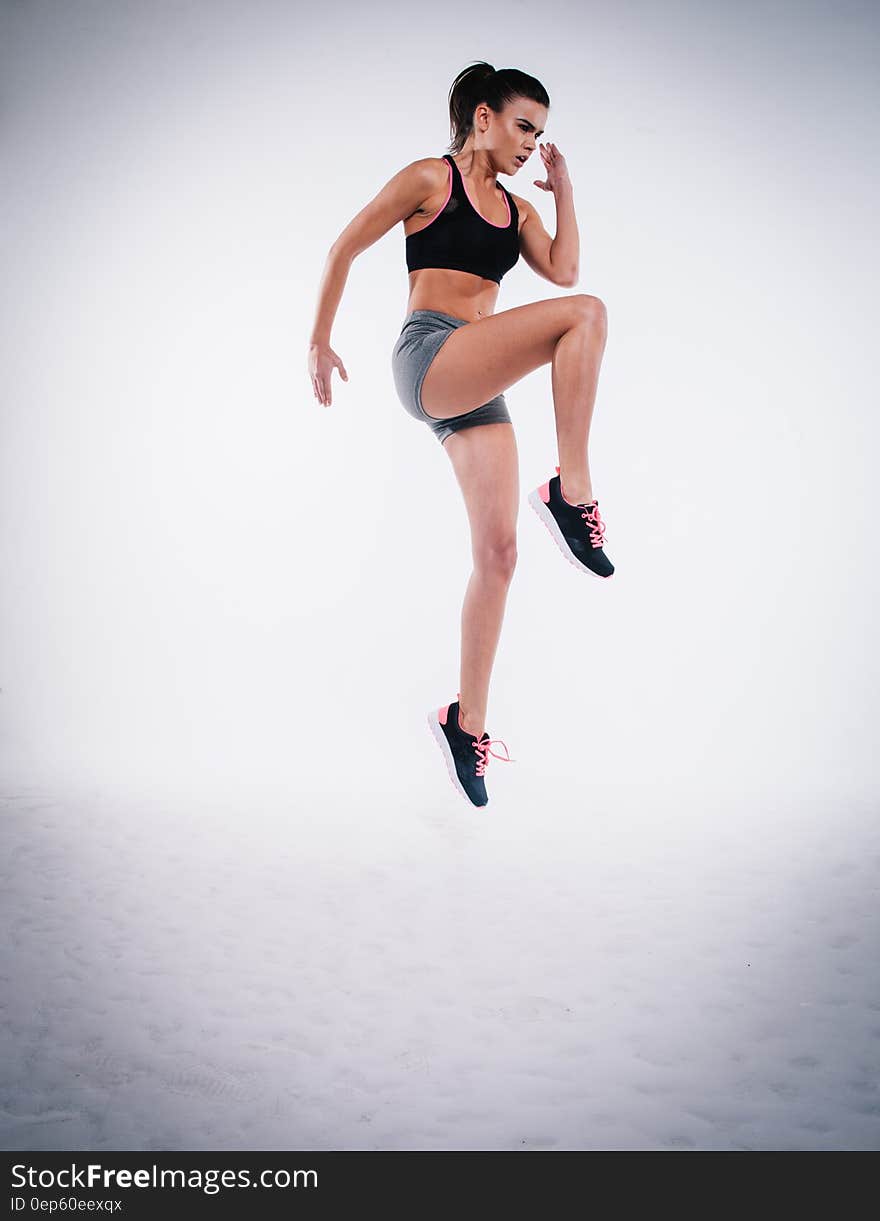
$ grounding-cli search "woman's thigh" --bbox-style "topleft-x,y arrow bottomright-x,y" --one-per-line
420,294 -> 601,420
443,422 -> 519,565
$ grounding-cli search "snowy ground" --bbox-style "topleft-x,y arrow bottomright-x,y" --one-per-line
2,772 -> 878,1151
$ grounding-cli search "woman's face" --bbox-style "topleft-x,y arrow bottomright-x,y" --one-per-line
475,97 -> 549,175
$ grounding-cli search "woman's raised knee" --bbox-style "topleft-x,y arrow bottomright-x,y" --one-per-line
570,293 -> 608,332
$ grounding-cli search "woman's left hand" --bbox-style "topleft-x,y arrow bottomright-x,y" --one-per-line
534,142 -> 570,193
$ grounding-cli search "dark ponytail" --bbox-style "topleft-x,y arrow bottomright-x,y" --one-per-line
447,60 -> 550,155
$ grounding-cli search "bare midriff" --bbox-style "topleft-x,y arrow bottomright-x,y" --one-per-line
406,268 -> 500,323
404,157 -> 524,324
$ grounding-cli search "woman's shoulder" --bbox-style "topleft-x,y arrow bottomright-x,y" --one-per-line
409,154 -> 450,174
402,155 -> 451,195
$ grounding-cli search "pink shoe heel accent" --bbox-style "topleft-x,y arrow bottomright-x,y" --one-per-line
439,703 -> 450,725
538,479 -> 551,504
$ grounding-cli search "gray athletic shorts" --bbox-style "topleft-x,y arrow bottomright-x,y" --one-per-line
391,309 -> 512,444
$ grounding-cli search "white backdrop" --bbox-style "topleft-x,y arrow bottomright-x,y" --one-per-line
2,0 -> 877,804
1,0 -> 878,1152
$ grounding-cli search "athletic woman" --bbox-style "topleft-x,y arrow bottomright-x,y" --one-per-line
308,61 -> 613,808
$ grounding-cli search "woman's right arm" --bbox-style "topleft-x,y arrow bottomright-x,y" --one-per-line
309,158 -> 439,407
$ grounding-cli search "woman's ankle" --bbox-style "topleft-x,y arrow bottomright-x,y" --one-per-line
458,705 -> 485,738
560,479 -> 594,506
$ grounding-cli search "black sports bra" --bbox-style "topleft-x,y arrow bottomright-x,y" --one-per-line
405,154 -> 520,286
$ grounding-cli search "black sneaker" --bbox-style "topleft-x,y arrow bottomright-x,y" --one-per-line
427,694 -> 515,807
528,465 -> 614,578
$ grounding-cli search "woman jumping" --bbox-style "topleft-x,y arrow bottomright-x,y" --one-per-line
308,61 -> 613,808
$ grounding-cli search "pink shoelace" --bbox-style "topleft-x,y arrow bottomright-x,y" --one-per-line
455,693 -> 515,777
581,503 -> 607,549
473,737 -> 515,777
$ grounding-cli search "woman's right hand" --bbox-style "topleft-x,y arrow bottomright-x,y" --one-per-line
308,341 -> 348,407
